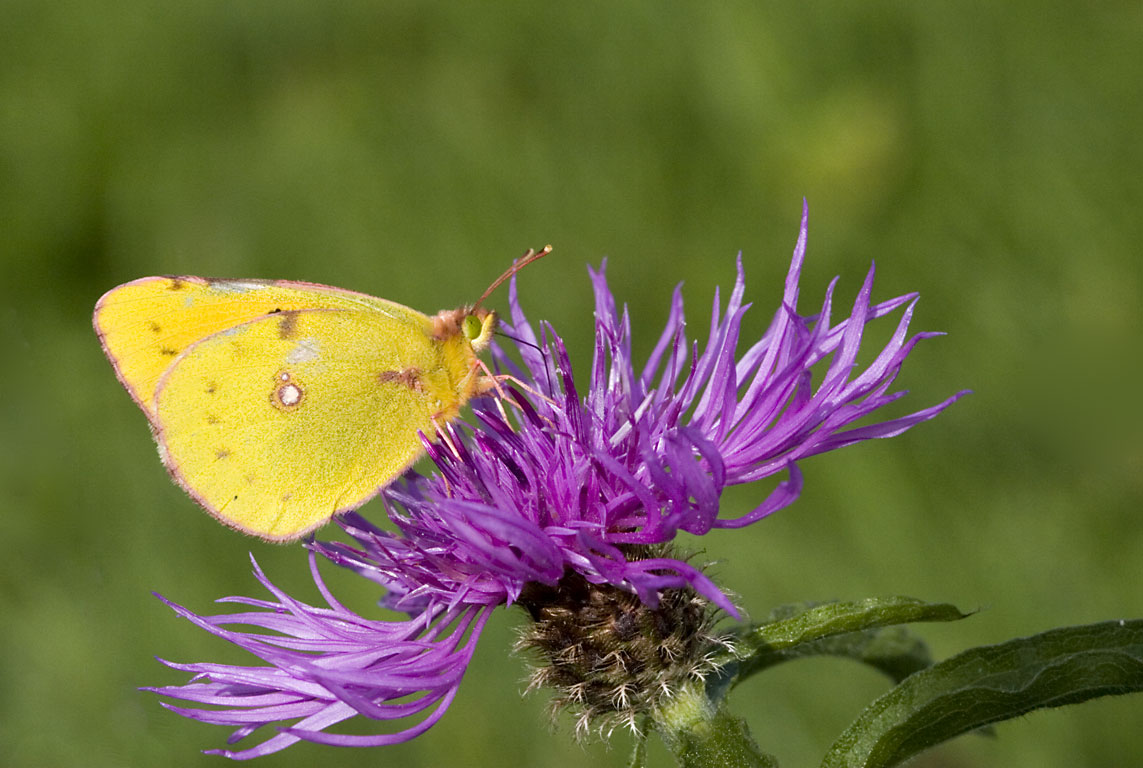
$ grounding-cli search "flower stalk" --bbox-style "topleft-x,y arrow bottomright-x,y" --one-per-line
651,682 -> 777,768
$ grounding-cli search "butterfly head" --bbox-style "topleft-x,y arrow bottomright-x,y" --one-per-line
432,306 -> 497,352
462,309 -> 497,350
439,245 -> 552,353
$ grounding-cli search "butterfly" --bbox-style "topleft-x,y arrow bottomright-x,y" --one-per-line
94,247 -> 549,541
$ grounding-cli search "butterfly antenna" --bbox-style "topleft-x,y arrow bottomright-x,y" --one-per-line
473,245 -> 553,311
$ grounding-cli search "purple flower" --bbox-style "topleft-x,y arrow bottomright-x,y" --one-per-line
148,203 -> 968,758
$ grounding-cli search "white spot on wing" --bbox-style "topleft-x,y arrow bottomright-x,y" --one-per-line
272,371 -> 305,411
212,281 -> 267,294
279,383 -> 302,406
286,338 -> 321,364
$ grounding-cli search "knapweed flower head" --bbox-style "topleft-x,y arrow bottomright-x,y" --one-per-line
148,204 -> 967,758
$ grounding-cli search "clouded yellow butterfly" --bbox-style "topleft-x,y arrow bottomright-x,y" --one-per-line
94,247 -> 550,541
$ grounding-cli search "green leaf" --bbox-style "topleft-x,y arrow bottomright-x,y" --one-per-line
821,619 -> 1143,768
710,597 -> 969,700
771,624 -> 938,682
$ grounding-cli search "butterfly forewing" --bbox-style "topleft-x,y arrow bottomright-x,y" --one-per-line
93,276 -> 420,420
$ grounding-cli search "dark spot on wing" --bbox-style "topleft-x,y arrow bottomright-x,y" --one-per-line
215,448 -> 231,460
378,367 -> 424,392
149,321 -> 162,334
277,310 -> 299,339
159,347 -> 178,357
167,278 -> 186,291
205,381 -> 218,394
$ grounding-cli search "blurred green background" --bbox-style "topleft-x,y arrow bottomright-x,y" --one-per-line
2,2 -> 1141,766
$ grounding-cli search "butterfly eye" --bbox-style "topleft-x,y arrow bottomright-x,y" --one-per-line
462,314 -> 483,341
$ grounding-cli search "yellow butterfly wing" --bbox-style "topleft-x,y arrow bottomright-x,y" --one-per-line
93,276 -> 418,421
153,306 -> 470,540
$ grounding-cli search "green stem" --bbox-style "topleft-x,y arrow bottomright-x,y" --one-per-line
652,683 -> 778,768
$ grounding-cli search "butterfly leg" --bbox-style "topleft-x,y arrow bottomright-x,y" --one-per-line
429,414 -> 463,460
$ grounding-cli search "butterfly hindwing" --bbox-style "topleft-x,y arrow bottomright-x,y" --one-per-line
153,307 -> 449,540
